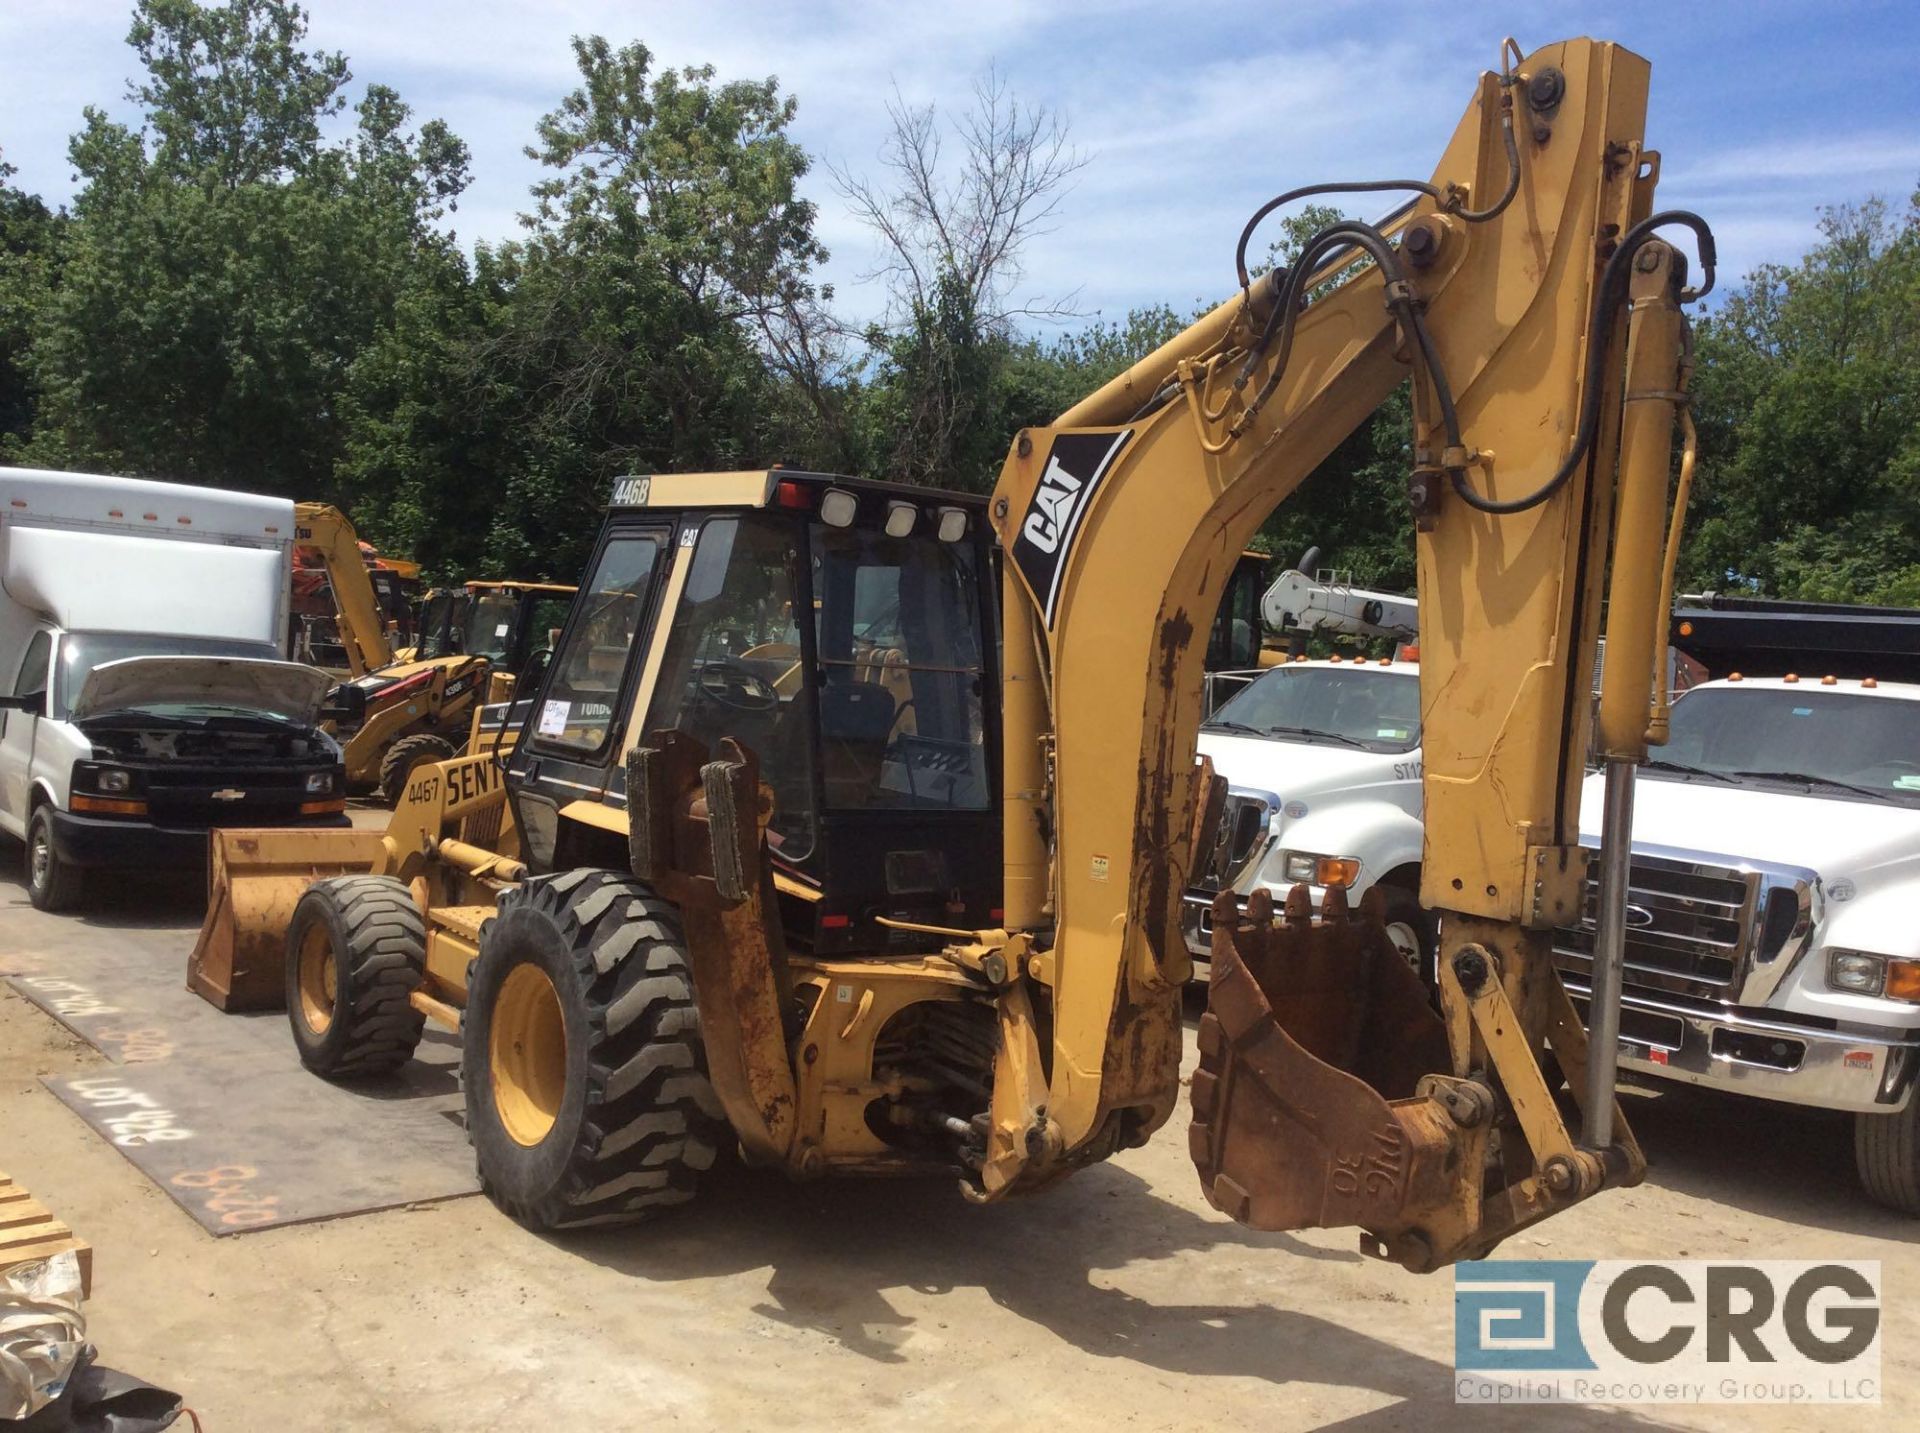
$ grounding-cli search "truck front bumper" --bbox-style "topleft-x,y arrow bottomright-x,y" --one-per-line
1183,883 -> 1330,959
1562,978 -> 1918,1115
49,809 -> 352,871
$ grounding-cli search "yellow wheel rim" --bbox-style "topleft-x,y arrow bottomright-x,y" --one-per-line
296,923 -> 336,1035
491,964 -> 566,1147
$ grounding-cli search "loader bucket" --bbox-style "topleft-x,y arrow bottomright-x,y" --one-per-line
187,827 -> 385,1011
1188,885 -> 1465,1253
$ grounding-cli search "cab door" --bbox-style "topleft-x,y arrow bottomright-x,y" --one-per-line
0,628 -> 53,836
506,523 -> 673,870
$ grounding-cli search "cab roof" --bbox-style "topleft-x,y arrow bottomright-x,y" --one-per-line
608,470 -> 989,512
1698,675 -> 1920,701
464,580 -> 577,596
1263,655 -> 1419,675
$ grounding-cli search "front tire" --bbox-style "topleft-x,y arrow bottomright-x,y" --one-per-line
285,876 -> 427,1078
378,733 -> 458,807
1855,1096 -> 1920,1215
1378,884 -> 1437,990
462,869 -> 723,1231
26,807 -> 84,913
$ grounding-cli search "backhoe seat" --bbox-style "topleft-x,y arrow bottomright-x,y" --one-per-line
819,679 -> 897,807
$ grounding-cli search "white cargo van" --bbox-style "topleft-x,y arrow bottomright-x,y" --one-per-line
0,467 -> 347,910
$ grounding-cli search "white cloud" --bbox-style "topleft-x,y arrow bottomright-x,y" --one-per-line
1,1 -> 1912,323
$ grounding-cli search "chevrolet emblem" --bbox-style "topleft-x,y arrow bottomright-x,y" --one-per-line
210,788 -> 247,802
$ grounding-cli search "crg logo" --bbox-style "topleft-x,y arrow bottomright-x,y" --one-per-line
1011,429 -> 1132,626
1455,1259 -> 1880,1405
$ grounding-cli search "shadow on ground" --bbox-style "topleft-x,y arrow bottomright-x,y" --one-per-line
557,1161 -> 1673,1426
1610,1079 -> 1909,1241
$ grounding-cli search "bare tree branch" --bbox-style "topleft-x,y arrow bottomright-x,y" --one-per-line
832,67 -> 1088,331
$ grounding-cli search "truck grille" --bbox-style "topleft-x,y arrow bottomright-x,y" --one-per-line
1553,850 -> 1813,1002
1192,789 -> 1277,893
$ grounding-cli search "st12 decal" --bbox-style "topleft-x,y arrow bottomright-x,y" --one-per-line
1011,429 -> 1133,627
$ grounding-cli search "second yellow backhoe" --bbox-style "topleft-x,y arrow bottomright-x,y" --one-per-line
292,506 -> 573,803
193,35 -> 1711,1271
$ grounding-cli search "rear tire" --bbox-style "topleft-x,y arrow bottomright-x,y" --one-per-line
285,875 -> 427,1078
378,733 -> 458,807
26,806 -> 84,913
1855,1096 -> 1920,1215
462,869 -> 723,1231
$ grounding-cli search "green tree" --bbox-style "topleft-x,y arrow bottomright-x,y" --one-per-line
0,161 -> 66,452
838,74 -> 1087,490
433,36 -> 830,576
1681,188 -> 1920,601
23,0 -> 469,505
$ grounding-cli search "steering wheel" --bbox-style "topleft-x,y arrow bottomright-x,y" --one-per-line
695,660 -> 779,712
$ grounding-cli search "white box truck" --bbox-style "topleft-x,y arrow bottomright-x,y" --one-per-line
0,466 -> 347,911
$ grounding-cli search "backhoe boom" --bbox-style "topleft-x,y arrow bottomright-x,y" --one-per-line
990,36 -> 1700,1265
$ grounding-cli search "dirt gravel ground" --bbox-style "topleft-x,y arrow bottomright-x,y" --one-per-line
2,841 -> 1915,1431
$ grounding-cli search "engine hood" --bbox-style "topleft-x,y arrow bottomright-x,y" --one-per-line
70,656 -> 331,727
1582,772 -> 1920,875
1196,729 -> 1413,800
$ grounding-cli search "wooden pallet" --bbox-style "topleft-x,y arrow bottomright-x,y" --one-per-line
0,1170 -> 92,1297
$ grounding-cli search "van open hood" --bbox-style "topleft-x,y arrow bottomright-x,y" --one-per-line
70,656 -> 331,727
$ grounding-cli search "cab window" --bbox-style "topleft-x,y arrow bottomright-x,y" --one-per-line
812,524 -> 988,811
525,598 -> 573,663
645,516 -> 817,862
535,535 -> 663,755
461,593 -> 521,662
11,630 -> 51,710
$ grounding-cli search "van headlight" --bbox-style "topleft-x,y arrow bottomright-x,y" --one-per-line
1827,950 -> 1920,1003
97,768 -> 133,794
305,770 -> 335,794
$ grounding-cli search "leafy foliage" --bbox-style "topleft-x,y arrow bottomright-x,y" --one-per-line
20,0 -> 470,504
0,161 -> 65,451
2,4 -> 1916,615
1681,191 -> 1920,602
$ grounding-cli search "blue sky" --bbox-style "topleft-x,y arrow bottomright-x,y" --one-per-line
3,0 -> 1916,326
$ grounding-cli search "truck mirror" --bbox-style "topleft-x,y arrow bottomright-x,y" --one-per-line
0,689 -> 45,713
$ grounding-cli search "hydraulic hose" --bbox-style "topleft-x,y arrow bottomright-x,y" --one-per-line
1441,209 -> 1716,514
1233,41 -> 1525,292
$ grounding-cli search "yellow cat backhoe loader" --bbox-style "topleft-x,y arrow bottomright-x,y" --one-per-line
292,508 -> 571,804
193,36 -> 1711,1270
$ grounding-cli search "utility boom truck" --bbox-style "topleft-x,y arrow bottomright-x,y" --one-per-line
193,36 -> 1715,1271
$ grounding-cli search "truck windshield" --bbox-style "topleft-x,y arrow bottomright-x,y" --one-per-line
1657,687 -> 1920,805
55,633 -> 285,719
1206,667 -> 1420,752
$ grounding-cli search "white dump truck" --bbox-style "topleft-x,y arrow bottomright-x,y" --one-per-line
1554,674 -> 1920,1213
1192,652 -> 1920,1212
0,467 -> 346,911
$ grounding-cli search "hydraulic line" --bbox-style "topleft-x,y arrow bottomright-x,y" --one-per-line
1436,209 -> 1715,514
1232,38 -> 1525,293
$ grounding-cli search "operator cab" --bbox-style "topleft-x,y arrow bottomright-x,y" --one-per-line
504,471 -> 1001,956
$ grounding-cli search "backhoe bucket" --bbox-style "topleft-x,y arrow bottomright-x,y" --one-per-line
187,827 -> 384,1011
1189,885 -> 1468,1254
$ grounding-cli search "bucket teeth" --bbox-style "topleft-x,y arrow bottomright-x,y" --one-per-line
1283,883 -> 1312,925
1189,877 -> 1459,1241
